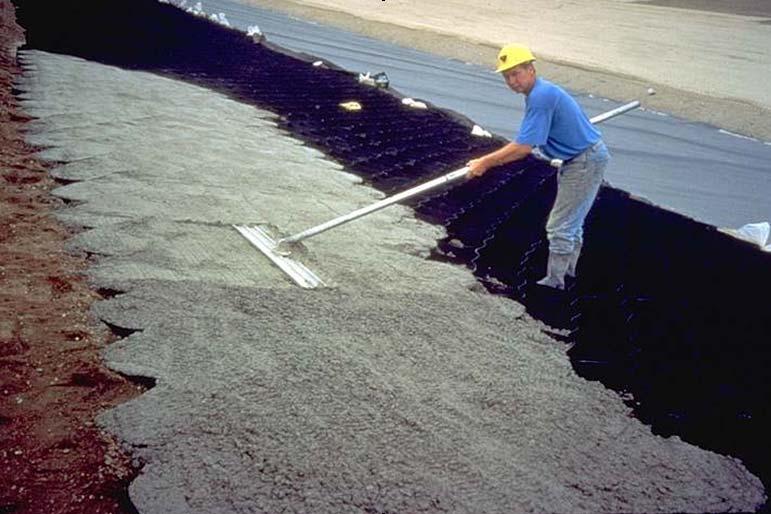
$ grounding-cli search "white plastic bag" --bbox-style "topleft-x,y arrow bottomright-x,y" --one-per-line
724,222 -> 771,252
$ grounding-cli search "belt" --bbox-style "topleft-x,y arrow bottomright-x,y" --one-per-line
563,140 -> 603,164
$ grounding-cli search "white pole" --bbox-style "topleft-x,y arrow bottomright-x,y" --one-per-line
280,167 -> 469,246
280,100 -> 642,246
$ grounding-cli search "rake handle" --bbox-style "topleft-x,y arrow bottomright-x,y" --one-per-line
281,99 -> 642,245
279,167 -> 469,245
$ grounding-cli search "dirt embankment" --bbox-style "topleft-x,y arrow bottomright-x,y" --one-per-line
0,2 -> 144,512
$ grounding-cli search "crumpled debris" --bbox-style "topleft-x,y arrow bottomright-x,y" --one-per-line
175,1 -> 204,16
313,60 -> 324,67
247,25 -> 264,43
209,12 -> 230,27
358,72 -> 390,88
339,101 -> 362,111
471,124 -> 492,138
175,2 -> 231,30
402,98 -> 427,110
721,222 -> 771,252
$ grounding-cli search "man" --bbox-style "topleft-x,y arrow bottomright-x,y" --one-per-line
467,44 -> 610,290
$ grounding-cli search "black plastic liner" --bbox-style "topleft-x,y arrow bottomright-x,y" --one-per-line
13,0 -> 771,501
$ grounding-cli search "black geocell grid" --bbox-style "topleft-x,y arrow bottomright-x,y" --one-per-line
14,0 -> 771,500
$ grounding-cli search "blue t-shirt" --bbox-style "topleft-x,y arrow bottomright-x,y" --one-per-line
516,77 -> 601,160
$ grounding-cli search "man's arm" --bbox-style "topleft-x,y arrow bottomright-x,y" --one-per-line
467,142 -> 532,178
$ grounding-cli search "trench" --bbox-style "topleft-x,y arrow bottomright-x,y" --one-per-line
12,0 -> 771,505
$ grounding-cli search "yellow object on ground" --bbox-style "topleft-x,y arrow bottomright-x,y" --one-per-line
339,101 -> 362,111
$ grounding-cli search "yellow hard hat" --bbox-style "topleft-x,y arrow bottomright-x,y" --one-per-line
495,44 -> 536,73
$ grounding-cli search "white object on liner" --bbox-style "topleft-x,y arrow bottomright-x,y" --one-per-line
248,24 -> 264,42
358,72 -> 375,86
185,2 -> 204,16
402,98 -> 427,109
313,61 -> 324,67
471,124 -> 492,138
357,71 -> 389,88
209,12 -> 230,27
721,222 -> 771,252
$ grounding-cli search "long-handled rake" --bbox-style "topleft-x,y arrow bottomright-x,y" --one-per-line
235,100 -> 642,288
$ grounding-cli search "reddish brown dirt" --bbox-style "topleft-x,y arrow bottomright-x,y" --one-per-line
0,2 -> 146,513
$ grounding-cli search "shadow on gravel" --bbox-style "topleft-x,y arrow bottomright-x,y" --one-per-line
13,0 -> 771,505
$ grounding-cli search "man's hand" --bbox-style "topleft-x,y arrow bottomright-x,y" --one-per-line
466,142 -> 531,178
466,157 -> 490,178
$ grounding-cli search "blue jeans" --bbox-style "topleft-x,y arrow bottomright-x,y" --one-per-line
545,140 -> 609,254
